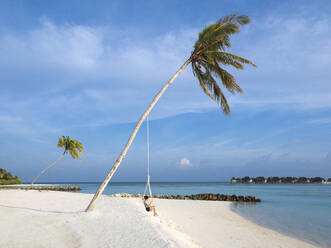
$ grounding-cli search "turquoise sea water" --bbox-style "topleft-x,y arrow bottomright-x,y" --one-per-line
49,182 -> 331,247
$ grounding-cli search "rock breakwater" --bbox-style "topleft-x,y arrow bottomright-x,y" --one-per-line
0,186 -> 81,191
110,193 -> 261,202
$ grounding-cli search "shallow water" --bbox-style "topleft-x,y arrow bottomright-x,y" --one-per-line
46,182 -> 331,247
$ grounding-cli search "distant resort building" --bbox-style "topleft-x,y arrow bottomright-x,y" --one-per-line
230,177 -> 240,183
297,177 -> 310,183
254,177 -> 267,184
230,176 -> 328,184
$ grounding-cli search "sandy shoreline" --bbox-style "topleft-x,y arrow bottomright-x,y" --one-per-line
0,190 -> 317,248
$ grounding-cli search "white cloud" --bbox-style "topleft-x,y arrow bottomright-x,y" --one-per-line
0,115 -> 22,121
308,118 -> 331,125
1,14 -> 331,142
227,15 -> 331,112
0,19 -> 197,83
0,20 -> 203,125
1,20 -> 105,71
178,157 -> 192,167
231,92 -> 331,111
242,16 -> 331,73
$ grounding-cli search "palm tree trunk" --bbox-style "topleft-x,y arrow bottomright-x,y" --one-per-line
31,153 -> 65,185
85,57 -> 192,212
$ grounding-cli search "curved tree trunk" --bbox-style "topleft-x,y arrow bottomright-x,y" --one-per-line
31,153 -> 65,185
85,58 -> 192,212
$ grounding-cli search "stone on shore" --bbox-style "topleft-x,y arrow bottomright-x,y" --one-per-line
109,192 -> 261,202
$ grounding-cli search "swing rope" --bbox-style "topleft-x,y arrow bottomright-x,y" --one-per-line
143,114 -> 152,197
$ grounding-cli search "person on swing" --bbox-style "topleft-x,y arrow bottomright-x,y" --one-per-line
143,195 -> 158,216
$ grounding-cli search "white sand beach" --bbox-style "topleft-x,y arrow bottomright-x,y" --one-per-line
0,190 -> 317,248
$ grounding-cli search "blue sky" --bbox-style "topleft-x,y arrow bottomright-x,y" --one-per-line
1,0 -> 331,182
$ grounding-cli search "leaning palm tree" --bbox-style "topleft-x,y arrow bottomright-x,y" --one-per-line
86,14 -> 256,211
31,136 -> 84,185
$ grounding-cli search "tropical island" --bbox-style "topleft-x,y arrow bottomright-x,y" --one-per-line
0,3 -> 330,247
230,176 -> 331,184
0,168 -> 22,185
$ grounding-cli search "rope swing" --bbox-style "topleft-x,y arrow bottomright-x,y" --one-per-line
143,114 -> 152,197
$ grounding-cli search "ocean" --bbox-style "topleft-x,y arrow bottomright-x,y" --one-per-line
48,182 -> 331,247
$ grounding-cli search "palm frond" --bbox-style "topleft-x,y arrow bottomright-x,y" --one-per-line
216,52 -> 256,67
206,61 -> 243,94
191,14 -> 255,115
192,63 -> 231,115
57,136 -> 84,160
219,14 -> 250,26
192,63 -> 217,101
194,14 -> 251,55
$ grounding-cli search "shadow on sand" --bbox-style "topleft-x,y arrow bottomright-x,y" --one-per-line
0,204 -> 84,214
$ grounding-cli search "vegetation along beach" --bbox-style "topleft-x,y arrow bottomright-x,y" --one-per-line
1,0 -> 331,247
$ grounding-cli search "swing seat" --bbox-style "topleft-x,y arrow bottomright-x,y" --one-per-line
144,203 -> 151,212
143,195 -> 154,212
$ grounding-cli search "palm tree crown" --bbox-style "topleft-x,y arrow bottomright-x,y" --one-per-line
58,136 -> 84,161
191,14 -> 256,115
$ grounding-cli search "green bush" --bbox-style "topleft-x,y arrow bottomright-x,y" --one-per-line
0,168 -> 22,185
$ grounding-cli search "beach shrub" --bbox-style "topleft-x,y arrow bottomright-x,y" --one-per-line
0,168 -> 22,185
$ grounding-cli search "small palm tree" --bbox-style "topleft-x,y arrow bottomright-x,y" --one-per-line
86,14 -> 256,211
31,136 -> 84,185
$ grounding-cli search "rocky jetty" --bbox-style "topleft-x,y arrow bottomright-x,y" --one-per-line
0,185 -> 81,191
231,176 -> 327,184
110,193 -> 261,202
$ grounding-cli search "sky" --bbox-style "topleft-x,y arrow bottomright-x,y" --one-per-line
1,0 -> 331,182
